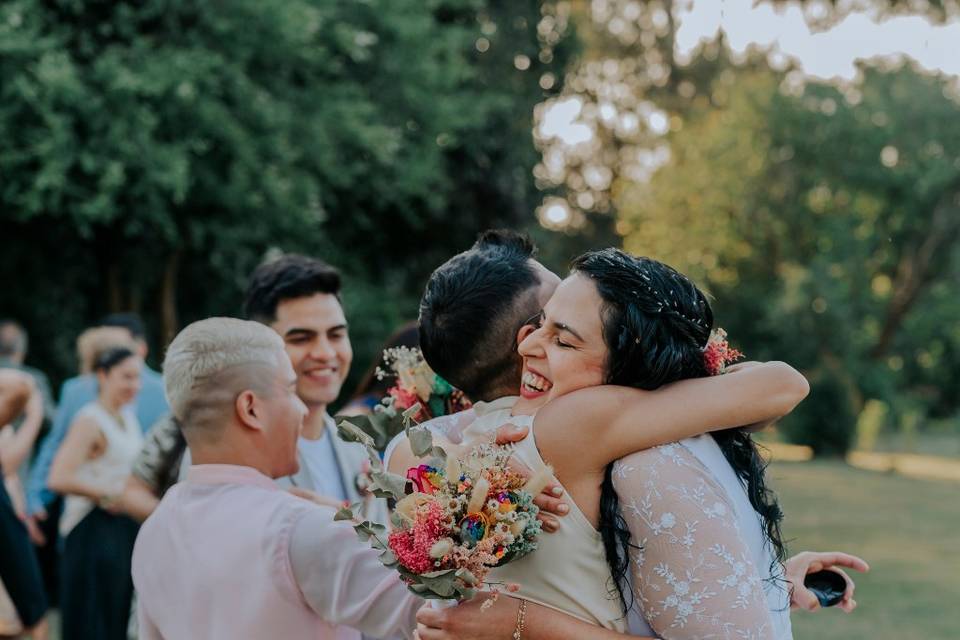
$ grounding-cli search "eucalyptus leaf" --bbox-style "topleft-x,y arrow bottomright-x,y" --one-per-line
407,426 -> 434,458
369,469 -> 408,500
356,521 -> 387,541
378,548 -> 398,566
337,419 -> 376,449
417,570 -> 459,597
455,568 -> 478,587
402,403 -> 423,422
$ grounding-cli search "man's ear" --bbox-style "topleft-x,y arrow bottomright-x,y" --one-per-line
235,389 -> 263,432
516,323 -> 536,346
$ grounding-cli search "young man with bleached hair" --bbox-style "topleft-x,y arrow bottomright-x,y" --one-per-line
132,318 -> 421,640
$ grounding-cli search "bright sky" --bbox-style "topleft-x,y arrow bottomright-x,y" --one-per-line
675,0 -> 960,81
536,0 -> 960,226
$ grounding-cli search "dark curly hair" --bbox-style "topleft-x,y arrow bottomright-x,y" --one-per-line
570,248 -> 786,614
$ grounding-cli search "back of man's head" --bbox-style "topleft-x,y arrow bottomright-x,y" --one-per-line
0,320 -> 27,360
163,318 -> 285,443
244,254 -> 341,324
419,230 -> 540,402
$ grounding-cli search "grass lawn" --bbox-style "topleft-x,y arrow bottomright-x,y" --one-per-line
45,460 -> 957,639
771,460 -> 960,640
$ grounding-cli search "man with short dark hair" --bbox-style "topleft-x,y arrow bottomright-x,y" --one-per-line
244,255 -> 386,523
386,232 -> 558,467
418,229 -> 559,404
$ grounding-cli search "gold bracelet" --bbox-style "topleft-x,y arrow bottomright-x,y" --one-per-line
512,598 -> 527,640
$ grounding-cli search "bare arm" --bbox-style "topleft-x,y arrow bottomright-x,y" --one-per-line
416,595 -> 650,640
47,416 -> 111,502
724,361 -> 782,432
535,361 -> 809,477
1,460 -> 28,517
119,475 -> 161,523
0,369 -> 32,427
0,387 -> 45,472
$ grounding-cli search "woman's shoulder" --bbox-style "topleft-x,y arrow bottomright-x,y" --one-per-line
72,401 -> 103,424
614,439 -> 733,499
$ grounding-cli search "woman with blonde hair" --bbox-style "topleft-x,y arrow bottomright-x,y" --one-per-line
75,326 -> 136,375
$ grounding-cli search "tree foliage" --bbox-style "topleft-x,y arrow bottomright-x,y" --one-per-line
0,0 -> 575,387
618,54 -> 960,452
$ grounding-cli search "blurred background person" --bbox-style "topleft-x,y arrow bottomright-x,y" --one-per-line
0,370 -> 48,639
0,320 -> 56,457
47,346 -> 143,640
339,321 -> 419,417
0,376 -> 45,638
119,414 -> 184,524
25,314 -> 167,541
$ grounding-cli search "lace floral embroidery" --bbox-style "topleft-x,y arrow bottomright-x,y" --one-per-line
613,444 -> 775,640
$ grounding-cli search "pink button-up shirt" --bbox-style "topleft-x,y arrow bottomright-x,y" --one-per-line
133,464 -> 419,640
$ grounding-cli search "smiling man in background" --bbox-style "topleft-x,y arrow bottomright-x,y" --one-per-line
244,254 -> 386,522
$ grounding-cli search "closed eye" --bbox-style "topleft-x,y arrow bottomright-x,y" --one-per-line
523,311 -> 544,329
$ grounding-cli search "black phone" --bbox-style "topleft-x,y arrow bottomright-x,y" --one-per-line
803,569 -> 847,607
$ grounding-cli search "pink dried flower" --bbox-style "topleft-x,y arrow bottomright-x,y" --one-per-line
389,501 -> 449,574
388,385 -> 420,411
703,328 -> 744,376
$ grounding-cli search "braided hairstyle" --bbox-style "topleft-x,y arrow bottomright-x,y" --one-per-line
570,248 -> 786,614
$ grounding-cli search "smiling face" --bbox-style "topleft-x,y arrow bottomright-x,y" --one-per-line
517,273 -> 608,402
270,293 -> 353,411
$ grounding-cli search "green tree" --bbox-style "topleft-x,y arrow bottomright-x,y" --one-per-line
618,56 -> 960,454
0,0 -> 575,386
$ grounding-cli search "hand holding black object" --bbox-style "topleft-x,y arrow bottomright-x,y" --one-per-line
804,569 -> 848,607
784,550 -> 869,613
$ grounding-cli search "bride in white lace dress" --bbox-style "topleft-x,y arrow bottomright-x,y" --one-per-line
511,249 -> 798,639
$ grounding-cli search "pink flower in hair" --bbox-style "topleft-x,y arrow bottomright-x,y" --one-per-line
703,328 -> 744,376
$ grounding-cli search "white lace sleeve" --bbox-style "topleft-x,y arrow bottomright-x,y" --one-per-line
613,444 -> 775,640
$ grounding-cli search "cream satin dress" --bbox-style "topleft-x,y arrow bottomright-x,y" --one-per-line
457,397 -> 628,631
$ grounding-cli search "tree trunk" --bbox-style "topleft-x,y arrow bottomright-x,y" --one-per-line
870,188 -> 960,359
107,261 -> 123,312
160,251 -> 182,347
